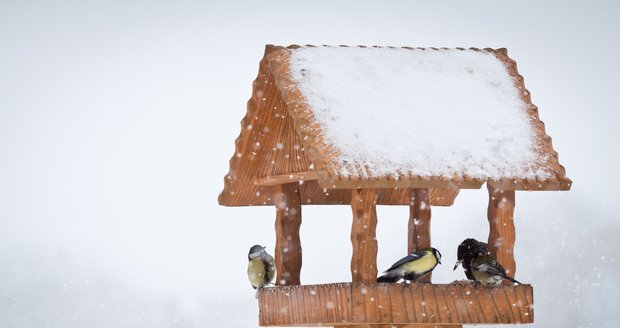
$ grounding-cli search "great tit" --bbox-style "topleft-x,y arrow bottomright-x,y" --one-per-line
470,252 -> 521,286
377,247 -> 442,283
454,238 -> 489,280
247,245 -> 275,298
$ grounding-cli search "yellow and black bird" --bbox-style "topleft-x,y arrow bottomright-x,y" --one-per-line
470,252 -> 521,286
453,238 -> 489,280
377,247 -> 442,283
247,245 -> 275,297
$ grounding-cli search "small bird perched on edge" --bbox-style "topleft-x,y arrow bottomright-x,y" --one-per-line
454,238 -> 489,280
247,245 -> 275,298
470,252 -> 521,286
377,247 -> 442,283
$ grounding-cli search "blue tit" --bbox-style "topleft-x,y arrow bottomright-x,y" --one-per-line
247,245 -> 275,298
453,238 -> 489,280
470,252 -> 521,286
377,247 -> 442,283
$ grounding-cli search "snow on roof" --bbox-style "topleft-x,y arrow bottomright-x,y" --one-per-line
287,46 -> 548,180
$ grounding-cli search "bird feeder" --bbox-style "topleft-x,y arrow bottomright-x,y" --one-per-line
219,45 -> 571,327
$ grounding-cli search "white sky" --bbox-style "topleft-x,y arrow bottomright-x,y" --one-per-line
1,1 -> 619,327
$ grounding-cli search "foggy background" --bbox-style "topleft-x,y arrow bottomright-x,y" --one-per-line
1,0 -> 619,327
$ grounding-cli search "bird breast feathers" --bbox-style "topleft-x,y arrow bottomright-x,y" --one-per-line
248,258 -> 267,286
401,252 -> 437,274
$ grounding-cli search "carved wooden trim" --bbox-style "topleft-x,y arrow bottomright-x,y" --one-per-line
258,282 -> 352,326
258,282 -> 533,326
274,183 -> 302,285
256,171 -> 317,186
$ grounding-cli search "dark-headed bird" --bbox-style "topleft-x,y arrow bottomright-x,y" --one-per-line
377,247 -> 442,283
470,252 -> 521,286
454,238 -> 489,280
247,245 -> 275,298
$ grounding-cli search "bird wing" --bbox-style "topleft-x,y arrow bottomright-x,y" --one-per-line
265,254 -> 276,283
384,250 -> 426,272
475,262 -> 505,276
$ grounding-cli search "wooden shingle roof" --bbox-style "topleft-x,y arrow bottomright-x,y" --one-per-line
219,45 -> 571,207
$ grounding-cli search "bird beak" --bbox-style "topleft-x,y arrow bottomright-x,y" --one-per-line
453,260 -> 462,271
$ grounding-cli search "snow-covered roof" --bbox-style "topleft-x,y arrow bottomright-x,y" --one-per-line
289,46 -> 542,180
219,45 -> 570,206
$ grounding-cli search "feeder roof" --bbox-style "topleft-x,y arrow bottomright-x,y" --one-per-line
219,45 -> 570,207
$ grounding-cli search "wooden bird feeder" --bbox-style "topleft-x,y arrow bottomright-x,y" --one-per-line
219,45 -> 571,327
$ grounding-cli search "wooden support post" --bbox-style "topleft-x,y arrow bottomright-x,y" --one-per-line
408,188 -> 432,253
404,189 -> 458,328
350,189 -> 378,284
487,184 -> 516,277
408,188 -> 432,282
274,182 -> 302,285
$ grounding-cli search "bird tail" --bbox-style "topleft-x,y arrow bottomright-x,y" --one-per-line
504,276 -> 521,285
377,274 -> 400,283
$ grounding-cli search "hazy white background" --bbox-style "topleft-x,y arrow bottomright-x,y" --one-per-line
1,1 -> 619,327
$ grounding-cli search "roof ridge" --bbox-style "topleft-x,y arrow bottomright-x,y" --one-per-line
267,44 -> 508,54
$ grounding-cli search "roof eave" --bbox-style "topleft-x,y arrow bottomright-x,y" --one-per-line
313,173 -> 572,191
